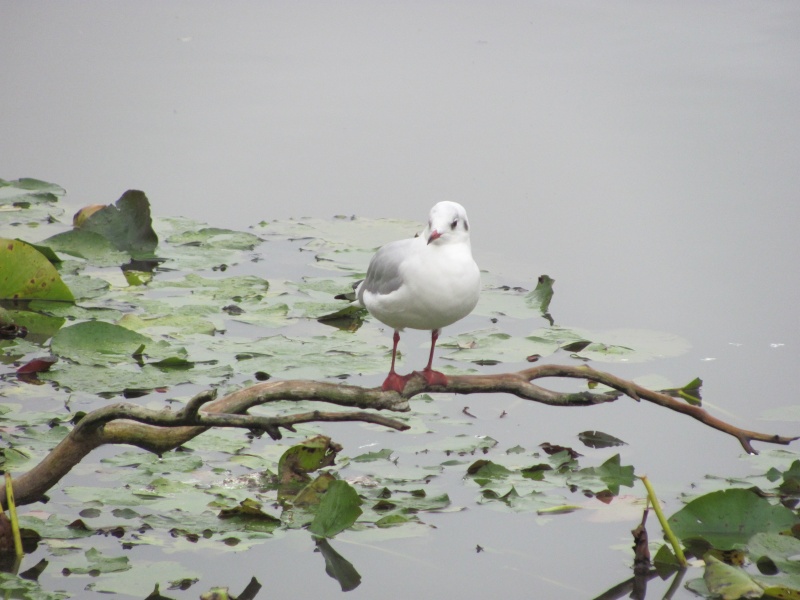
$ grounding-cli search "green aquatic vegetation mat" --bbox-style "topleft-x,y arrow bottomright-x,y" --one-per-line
1,178 -> 750,599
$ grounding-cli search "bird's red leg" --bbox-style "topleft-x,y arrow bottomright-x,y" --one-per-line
382,330 -> 411,392
420,328 -> 448,386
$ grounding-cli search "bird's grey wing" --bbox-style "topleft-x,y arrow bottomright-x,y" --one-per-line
357,239 -> 412,304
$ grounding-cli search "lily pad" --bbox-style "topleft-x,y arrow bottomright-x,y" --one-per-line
0,177 -> 65,205
568,453 -> 635,495
308,479 -> 363,538
668,489 -> 799,550
443,330 -> 559,364
255,215 -> 421,272
525,274 -> 555,322
50,321 -> 154,366
0,238 -> 74,301
74,190 -> 158,254
1,308 -> 65,342
62,547 -> 131,575
278,435 -> 340,484
562,328 -> 692,363
703,553 -> 764,600
578,431 -> 627,449
0,573 -> 69,600
43,229 -> 131,265
166,226 -> 262,251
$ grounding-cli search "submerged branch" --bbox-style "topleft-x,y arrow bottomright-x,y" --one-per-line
1,364 -> 795,508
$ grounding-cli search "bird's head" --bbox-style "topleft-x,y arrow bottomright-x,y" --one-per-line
424,201 -> 471,245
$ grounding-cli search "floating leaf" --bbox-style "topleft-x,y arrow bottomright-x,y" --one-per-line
703,553 -> 764,600
278,436 -> 341,485
75,190 -> 158,254
40,362 -> 231,395
16,356 -> 57,375
669,489 -> 799,550
748,534 -> 800,598
473,285 -> 538,320
525,274 -> 555,324
166,226 -> 262,251
352,449 -> 394,463
62,547 -> 131,575
0,238 -> 74,301
0,177 -> 65,206
568,454 -> 635,495
444,330 -> 560,364
22,240 -> 61,263
663,377 -> 704,406
466,460 -> 514,484
294,473 -> 337,507
255,215 -> 420,273
578,431 -> 627,449
308,480 -> 363,538
561,340 -> 592,352
0,307 -> 64,342
42,229 -> 131,265
217,498 -> 282,526
317,304 -> 365,330
653,544 -> 682,576
0,572 -> 68,600
560,328 -> 692,363
777,460 -> 800,495
50,321 -> 154,366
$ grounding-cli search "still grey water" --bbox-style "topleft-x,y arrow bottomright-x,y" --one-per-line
2,2 -> 799,598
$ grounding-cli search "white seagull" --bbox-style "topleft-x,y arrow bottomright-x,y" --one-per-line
356,201 -> 481,392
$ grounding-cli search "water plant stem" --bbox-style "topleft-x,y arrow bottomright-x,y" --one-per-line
639,475 -> 687,567
4,473 -> 23,557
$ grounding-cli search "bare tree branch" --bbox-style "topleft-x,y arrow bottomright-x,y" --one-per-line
1,365 -> 796,509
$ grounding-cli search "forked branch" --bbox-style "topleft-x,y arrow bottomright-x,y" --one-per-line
1,364 -> 795,509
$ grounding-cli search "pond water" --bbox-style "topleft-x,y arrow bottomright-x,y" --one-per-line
2,2 -> 800,599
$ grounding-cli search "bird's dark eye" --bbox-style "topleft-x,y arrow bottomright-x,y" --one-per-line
450,219 -> 458,230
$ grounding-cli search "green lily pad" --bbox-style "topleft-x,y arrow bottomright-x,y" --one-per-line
474,286 -> 548,320
561,328 -> 692,363
748,531 -> 800,576
40,361 -> 231,395
50,321 -> 153,365
525,274 -> 555,317
278,435 -> 340,484
63,547 -> 131,575
669,489 -> 799,550
0,238 -> 74,301
0,572 -> 69,600
308,479 -> 363,538
43,229 -> 131,265
568,453 -> 635,495
578,431 -> 627,449
17,514 -> 96,540
352,449 -> 394,462
0,177 -> 65,206
703,553 -> 764,600
166,226 -> 262,251
1,308 -> 65,342
443,330 -> 559,364
75,190 -> 158,254
466,460 -> 515,486
254,215 -> 423,275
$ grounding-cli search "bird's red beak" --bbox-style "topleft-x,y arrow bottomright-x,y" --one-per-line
427,230 -> 441,244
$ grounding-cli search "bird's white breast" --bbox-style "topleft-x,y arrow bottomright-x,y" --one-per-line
360,240 -> 480,332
